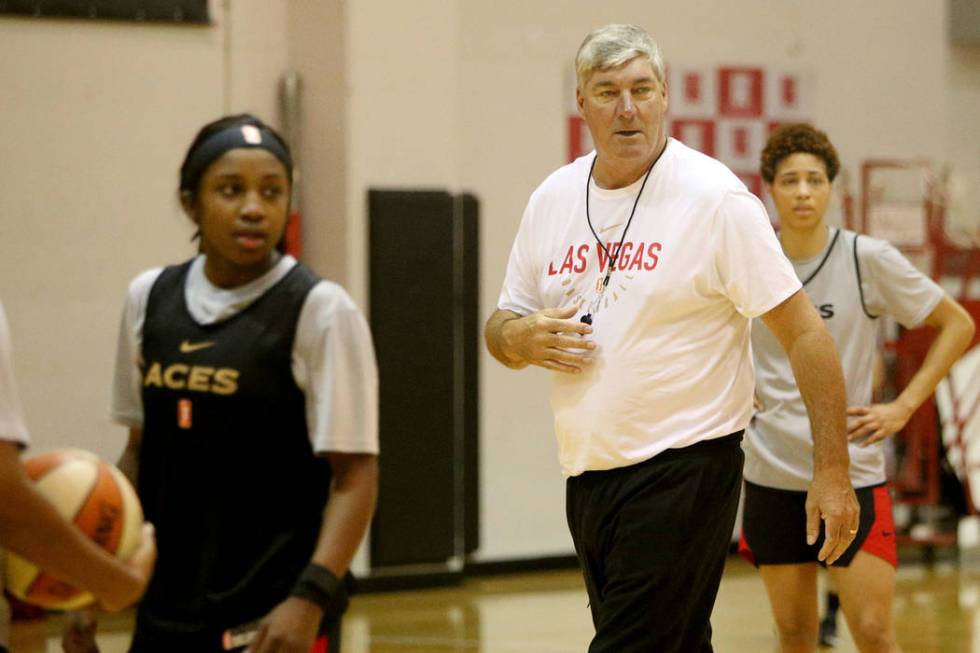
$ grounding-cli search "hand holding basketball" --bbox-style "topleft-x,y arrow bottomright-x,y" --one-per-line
101,521 -> 156,612
3,449 -> 151,611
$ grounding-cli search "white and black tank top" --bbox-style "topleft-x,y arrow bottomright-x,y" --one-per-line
745,228 -> 885,491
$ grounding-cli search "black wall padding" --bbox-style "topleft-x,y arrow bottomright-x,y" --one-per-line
368,189 -> 480,568
0,1 -> 210,23
460,194 -> 481,555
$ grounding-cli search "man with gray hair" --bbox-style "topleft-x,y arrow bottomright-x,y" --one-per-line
485,24 -> 859,651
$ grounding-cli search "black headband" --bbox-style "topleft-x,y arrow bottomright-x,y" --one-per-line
181,124 -> 292,192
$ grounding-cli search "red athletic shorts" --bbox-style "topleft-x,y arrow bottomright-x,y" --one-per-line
739,482 -> 897,568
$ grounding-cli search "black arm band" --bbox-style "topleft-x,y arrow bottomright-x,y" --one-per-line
290,563 -> 349,620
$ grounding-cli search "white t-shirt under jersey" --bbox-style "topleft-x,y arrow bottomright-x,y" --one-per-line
745,228 -> 944,491
498,139 -> 802,477
0,300 -> 31,650
112,255 -> 379,456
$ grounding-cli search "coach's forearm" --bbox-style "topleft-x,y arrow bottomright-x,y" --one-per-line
484,309 -> 528,369
788,328 -> 850,473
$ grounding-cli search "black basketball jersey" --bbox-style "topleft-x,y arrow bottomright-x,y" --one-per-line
135,259 -> 330,646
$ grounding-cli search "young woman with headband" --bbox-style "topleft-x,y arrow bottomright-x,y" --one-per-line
64,114 -> 379,653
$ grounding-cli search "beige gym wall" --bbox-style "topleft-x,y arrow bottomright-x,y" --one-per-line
0,0 -> 347,455
0,15 -> 226,459
1,0 -> 975,566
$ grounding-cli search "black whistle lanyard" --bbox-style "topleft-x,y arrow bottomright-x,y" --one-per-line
580,145 -> 664,324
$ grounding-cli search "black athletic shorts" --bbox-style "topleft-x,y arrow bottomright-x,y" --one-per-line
740,480 -> 888,567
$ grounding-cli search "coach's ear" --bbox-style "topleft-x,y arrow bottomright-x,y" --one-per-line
576,85 -> 586,118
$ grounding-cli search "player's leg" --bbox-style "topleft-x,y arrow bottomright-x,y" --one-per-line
742,481 -> 828,652
828,552 -> 900,653
759,563 -> 820,653
827,486 -> 901,653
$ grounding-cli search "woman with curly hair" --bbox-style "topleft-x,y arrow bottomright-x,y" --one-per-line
740,123 -> 975,653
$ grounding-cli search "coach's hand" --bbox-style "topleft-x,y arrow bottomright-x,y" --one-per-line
805,468 -> 859,564
245,596 -> 322,653
846,401 -> 913,446
499,306 -> 596,373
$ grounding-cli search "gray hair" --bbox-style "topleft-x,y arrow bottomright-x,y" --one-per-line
575,24 -> 665,88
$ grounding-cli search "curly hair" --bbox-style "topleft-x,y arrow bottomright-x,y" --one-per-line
760,123 -> 839,184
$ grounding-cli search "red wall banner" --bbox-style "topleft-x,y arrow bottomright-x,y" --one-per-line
568,65 -> 810,210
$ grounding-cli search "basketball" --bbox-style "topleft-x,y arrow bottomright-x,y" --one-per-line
4,449 -> 144,610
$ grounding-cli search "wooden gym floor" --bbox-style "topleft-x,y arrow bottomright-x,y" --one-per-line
11,555 -> 979,652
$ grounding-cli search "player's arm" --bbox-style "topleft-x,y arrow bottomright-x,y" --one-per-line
246,453 -> 377,653
0,441 -> 155,612
117,427 -> 142,486
312,452 -> 378,578
289,452 -> 379,626
760,289 -> 859,563
848,295 -> 976,444
247,298 -> 378,653
485,307 -> 595,373
62,426 -> 143,652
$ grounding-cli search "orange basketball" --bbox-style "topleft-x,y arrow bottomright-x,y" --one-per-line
4,449 -> 143,610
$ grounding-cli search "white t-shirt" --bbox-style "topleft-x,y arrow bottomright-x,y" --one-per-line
0,303 -> 29,450
498,139 -> 802,477
112,255 -> 379,455
0,300 -> 30,650
746,228 -> 944,490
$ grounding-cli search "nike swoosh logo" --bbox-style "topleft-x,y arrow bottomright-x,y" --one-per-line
179,340 -> 215,354
599,222 -> 625,235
